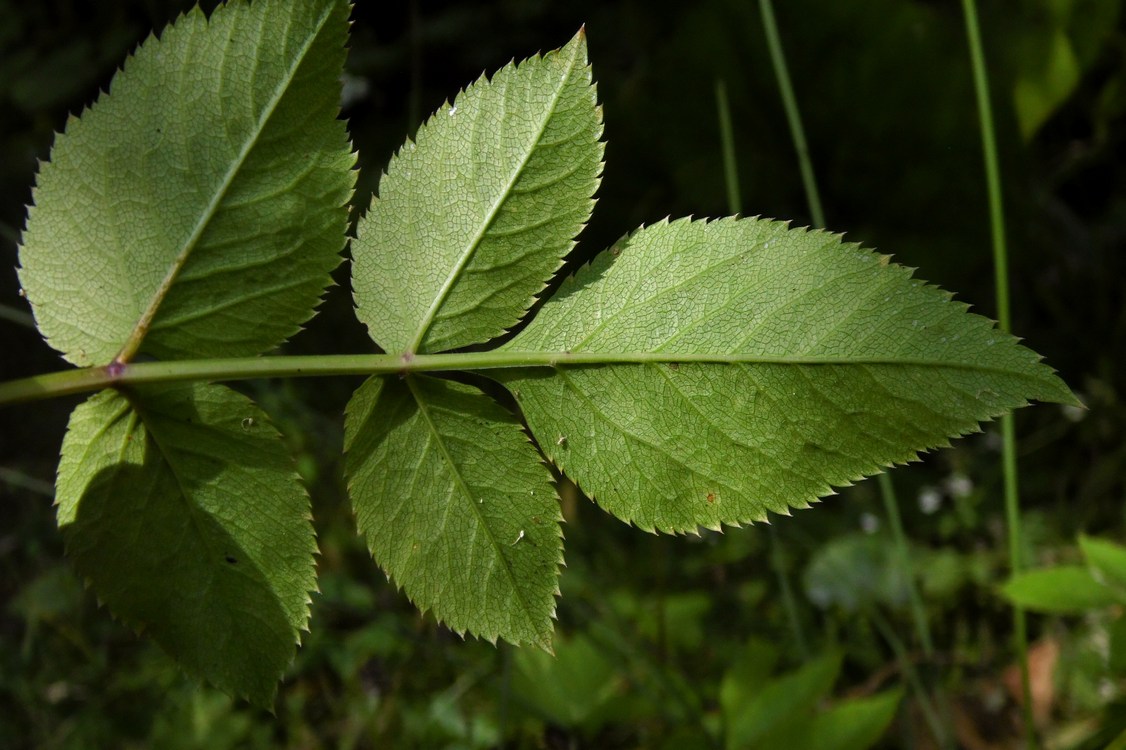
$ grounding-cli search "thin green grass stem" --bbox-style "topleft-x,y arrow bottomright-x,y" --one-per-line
715,79 -> 743,215
961,2 -> 1035,745
878,474 -> 934,657
768,523 -> 810,660
872,610 -> 949,750
758,0 -> 824,228
880,473 -> 956,738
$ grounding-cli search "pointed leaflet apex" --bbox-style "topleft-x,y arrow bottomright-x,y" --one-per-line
352,29 -> 603,355
498,216 -> 1074,533
18,0 -> 355,366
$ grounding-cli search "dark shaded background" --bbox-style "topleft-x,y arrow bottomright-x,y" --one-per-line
2,1 -> 1125,747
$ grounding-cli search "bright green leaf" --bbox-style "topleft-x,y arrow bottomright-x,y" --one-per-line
352,29 -> 602,355
1000,566 -> 1120,613
55,384 -> 317,705
499,217 -> 1074,532
1080,535 -> 1126,593
344,375 -> 561,648
18,0 -> 355,366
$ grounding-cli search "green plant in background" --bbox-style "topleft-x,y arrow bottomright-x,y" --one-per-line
512,632 -> 902,750
1004,535 -> 1126,622
2,0 -> 1076,709
1001,535 -> 1126,748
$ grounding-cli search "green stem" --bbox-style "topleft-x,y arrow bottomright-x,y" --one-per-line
758,0 -> 824,228
961,2 -> 1034,745
871,610 -> 949,750
0,352 -> 1032,408
961,1 -> 1010,335
714,79 -> 743,215
878,474 -> 934,657
879,473 -> 956,735
769,524 -> 810,659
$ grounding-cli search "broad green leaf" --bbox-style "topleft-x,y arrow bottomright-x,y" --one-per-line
344,375 -> 561,647
18,0 -> 355,366
512,633 -> 625,729
56,383 -> 317,705
352,30 -> 602,355
719,638 -> 781,727
1000,566 -> 1120,614
784,690 -> 902,750
499,217 -> 1075,532
1080,535 -> 1126,593
723,651 -> 842,750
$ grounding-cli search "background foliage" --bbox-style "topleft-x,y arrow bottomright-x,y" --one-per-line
1,0 -> 1124,747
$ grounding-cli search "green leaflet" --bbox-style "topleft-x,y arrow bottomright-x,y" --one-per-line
351,30 -> 602,355
1000,566 -> 1120,613
18,0 -> 354,366
56,384 -> 317,706
344,375 -> 561,648
499,217 -> 1075,532
773,690 -> 902,750
724,652 -> 843,749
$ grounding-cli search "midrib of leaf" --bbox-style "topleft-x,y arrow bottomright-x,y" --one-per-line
0,349 -> 1074,409
86,397 -> 135,467
130,396 -> 226,566
114,2 -> 336,364
404,376 -> 538,630
405,42 -> 581,354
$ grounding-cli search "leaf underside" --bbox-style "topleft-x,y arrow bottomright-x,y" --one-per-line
18,0 -> 355,366
498,217 -> 1074,533
351,29 -> 603,355
344,375 -> 561,649
56,384 -> 317,706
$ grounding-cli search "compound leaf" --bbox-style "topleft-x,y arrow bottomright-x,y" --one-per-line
499,217 -> 1075,533
344,375 -> 561,648
352,29 -> 602,355
55,383 -> 317,706
19,0 -> 354,366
